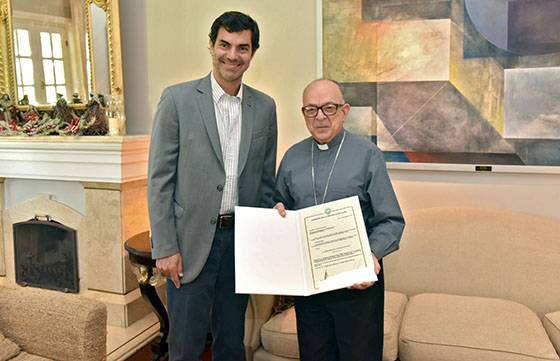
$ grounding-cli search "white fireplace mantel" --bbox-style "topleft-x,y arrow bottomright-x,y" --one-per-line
0,134 -> 153,330
0,135 -> 149,183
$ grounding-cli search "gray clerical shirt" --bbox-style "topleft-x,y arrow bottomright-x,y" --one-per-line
274,129 -> 405,259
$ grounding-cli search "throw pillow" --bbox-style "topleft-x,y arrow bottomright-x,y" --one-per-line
0,330 -> 20,361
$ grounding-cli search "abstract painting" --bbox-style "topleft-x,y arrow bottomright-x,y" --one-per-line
323,0 -> 560,165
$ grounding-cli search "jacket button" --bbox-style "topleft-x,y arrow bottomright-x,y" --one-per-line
210,217 -> 217,225
217,184 -> 224,191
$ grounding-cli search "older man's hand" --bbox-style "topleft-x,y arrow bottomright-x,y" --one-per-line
156,252 -> 183,288
274,202 -> 287,217
349,253 -> 381,290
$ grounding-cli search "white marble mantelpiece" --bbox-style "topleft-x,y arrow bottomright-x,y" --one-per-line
0,134 -> 154,329
0,135 -> 149,182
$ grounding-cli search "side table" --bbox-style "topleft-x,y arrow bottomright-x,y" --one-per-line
125,231 -> 169,361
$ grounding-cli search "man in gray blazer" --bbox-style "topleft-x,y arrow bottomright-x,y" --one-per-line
148,11 -> 277,361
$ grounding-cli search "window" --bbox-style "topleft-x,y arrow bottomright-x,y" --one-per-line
41,31 -> 67,103
13,29 -> 37,104
12,22 -> 72,105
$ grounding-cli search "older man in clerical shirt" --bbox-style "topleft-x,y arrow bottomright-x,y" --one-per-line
274,79 -> 405,361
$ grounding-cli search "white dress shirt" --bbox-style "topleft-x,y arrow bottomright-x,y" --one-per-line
211,73 -> 243,214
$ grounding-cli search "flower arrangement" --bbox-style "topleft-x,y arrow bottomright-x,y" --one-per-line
0,93 -> 108,136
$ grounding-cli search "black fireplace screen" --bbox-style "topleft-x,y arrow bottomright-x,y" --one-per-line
13,217 -> 79,293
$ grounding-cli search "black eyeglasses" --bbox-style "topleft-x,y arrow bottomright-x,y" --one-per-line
301,103 -> 344,118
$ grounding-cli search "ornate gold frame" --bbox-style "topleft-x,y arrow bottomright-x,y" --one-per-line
0,0 -> 16,101
84,0 -> 123,97
0,0 -> 124,107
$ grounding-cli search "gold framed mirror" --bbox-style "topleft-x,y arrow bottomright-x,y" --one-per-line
0,0 -> 15,101
0,0 -> 123,113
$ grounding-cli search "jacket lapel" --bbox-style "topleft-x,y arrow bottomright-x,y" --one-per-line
238,89 -> 254,175
196,74 -> 224,168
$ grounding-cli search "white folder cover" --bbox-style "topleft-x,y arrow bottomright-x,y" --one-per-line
235,196 -> 376,295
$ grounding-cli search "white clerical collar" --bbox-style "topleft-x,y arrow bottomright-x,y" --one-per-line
314,130 -> 345,151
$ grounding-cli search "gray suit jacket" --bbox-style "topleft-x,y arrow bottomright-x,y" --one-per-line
148,74 -> 277,283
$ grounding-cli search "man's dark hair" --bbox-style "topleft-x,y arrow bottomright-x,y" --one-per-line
209,11 -> 260,52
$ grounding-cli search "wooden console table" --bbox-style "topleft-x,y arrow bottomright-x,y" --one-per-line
125,232 -> 169,361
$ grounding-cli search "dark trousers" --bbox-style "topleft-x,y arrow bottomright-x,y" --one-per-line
295,263 -> 385,361
166,228 -> 248,361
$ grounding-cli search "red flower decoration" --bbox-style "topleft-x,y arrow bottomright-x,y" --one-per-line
9,120 -> 19,131
66,117 -> 80,134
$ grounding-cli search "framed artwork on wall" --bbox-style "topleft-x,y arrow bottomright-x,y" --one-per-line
321,0 -> 560,168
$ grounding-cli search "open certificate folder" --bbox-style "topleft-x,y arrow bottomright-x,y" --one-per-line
235,196 -> 376,295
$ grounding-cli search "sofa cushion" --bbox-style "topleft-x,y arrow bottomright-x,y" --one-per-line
399,293 -> 559,361
261,306 -> 299,358
0,330 -> 20,361
383,291 -> 408,361
544,311 -> 560,355
259,291 -> 407,361
9,353 -> 52,361
254,347 -> 297,361
0,331 -> 52,361
384,207 -> 560,319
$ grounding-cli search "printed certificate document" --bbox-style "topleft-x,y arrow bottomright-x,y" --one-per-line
235,196 -> 376,295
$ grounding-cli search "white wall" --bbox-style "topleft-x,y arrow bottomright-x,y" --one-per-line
120,0 -> 560,220
121,0 -> 315,149
390,169 -> 560,220
120,0 -> 149,134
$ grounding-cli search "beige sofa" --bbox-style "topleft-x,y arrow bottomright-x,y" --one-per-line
0,285 -> 107,361
244,207 -> 560,361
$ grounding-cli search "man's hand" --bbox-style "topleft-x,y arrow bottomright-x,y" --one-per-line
349,253 -> 381,290
274,202 -> 286,217
156,252 -> 183,288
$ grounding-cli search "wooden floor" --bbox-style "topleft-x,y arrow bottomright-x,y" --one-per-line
125,343 -> 212,361
124,343 -> 152,361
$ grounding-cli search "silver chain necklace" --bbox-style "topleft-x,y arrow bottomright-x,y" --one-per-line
311,131 -> 346,205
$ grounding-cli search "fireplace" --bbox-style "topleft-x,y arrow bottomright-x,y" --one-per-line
0,135 -> 154,328
13,216 -> 79,293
